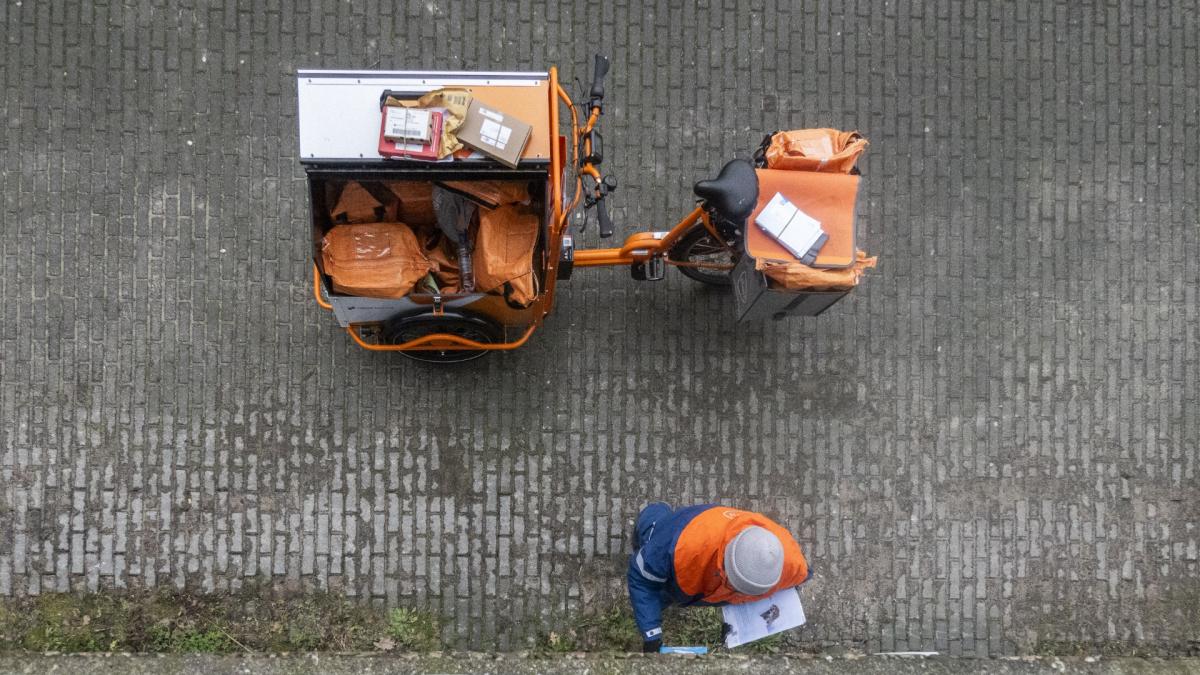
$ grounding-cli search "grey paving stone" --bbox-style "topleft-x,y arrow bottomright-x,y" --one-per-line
1,0 -> 1199,658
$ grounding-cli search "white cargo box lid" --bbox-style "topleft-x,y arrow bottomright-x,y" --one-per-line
296,70 -> 550,162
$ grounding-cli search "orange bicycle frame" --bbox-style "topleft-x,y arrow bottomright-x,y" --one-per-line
554,80 -> 731,270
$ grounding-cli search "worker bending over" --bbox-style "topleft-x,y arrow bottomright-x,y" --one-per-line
628,502 -> 811,652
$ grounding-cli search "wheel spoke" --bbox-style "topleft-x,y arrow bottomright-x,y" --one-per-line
670,225 -> 736,286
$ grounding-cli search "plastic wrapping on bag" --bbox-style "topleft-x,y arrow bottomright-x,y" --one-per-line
756,250 -> 877,291
331,182 -> 385,223
387,182 -> 437,227
439,180 -> 530,209
474,204 -> 540,306
321,222 -> 434,298
764,129 -> 868,173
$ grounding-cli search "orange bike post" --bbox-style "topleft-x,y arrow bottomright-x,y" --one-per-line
573,207 -> 710,267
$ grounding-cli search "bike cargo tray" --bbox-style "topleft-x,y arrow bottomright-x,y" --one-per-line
731,254 -> 848,322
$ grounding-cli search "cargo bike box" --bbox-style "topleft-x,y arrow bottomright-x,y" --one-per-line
299,70 -> 562,361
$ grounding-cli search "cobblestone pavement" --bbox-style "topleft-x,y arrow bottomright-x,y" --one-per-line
2,0 -> 1198,658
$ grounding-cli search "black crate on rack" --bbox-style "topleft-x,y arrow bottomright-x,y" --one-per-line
731,255 -> 848,322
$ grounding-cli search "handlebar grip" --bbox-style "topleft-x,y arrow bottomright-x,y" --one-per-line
596,196 -> 614,238
590,54 -> 610,100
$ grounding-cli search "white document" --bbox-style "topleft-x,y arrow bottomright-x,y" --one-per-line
383,107 -> 432,142
722,586 -> 806,648
478,119 -> 512,149
755,192 -> 824,259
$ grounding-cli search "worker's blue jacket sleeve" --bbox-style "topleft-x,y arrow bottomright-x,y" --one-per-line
626,556 -> 666,640
626,504 -> 713,639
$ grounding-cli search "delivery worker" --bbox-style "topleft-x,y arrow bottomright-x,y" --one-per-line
628,502 -> 810,652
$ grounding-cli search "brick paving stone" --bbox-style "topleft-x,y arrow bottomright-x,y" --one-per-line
1,0 -> 1198,657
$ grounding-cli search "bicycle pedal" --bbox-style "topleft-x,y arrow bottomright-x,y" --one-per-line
646,256 -> 665,281
631,257 -> 665,282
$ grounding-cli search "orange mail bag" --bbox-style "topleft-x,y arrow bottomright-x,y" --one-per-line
387,182 -> 437,227
757,250 -> 877,291
474,205 -> 540,306
422,231 -> 461,294
764,129 -> 868,173
439,180 -> 530,209
321,222 -> 434,298
331,182 -> 386,223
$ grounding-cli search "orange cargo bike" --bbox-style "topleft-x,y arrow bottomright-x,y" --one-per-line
297,57 -> 873,362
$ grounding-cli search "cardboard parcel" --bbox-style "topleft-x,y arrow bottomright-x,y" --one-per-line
384,88 -> 473,159
457,100 -> 533,168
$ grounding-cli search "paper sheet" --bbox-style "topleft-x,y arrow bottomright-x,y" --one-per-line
722,587 -> 806,648
755,192 -> 824,260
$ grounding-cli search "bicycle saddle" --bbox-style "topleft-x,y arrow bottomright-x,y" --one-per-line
693,159 -> 759,222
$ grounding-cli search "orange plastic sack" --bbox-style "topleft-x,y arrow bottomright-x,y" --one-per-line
422,232 -> 460,293
321,222 -> 434,298
765,129 -> 868,173
474,205 -> 540,306
440,180 -> 530,208
331,182 -> 385,223
387,182 -> 437,227
756,250 -> 877,291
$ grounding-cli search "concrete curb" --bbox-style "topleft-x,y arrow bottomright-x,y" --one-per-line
1,653 -> 1199,675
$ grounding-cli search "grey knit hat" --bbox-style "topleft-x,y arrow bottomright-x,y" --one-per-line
723,526 -> 784,596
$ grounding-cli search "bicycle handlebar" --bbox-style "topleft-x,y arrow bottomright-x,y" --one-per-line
596,194 -> 614,238
589,54 -> 610,103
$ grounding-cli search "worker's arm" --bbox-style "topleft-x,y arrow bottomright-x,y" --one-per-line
627,553 -> 668,651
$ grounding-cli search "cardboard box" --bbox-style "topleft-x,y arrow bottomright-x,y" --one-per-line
457,100 -> 532,168
379,111 -> 442,160
383,107 -> 433,142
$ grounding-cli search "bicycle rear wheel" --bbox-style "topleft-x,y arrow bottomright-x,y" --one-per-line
668,224 -> 736,286
381,313 -> 502,363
